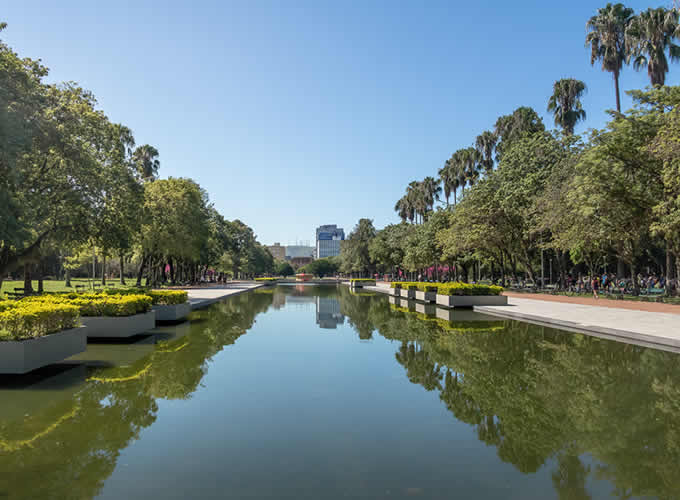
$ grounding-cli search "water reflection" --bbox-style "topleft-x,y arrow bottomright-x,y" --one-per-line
0,290 -> 274,500
1,286 -> 679,499
342,290 -> 680,499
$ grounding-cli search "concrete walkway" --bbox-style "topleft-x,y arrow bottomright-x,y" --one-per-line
361,282 -> 680,352
476,297 -> 680,352
184,283 -> 263,310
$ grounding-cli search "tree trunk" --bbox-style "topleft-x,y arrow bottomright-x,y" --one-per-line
617,258 -> 625,279
630,262 -> 639,295
102,253 -> 107,285
614,69 -> 621,114
24,264 -> 33,294
169,258 -> 175,284
666,243 -> 673,280
37,261 -> 44,294
119,251 -> 126,285
136,254 -> 149,287
65,268 -> 72,287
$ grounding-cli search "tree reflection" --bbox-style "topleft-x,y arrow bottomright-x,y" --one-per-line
336,290 -> 680,499
0,289 -> 275,499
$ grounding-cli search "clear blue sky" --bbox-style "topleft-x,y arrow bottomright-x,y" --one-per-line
4,1 -> 677,245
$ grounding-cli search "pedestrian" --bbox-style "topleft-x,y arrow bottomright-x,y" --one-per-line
591,275 -> 599,299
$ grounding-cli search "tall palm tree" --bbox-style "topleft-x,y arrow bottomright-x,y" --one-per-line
586,3 -> 635,113
626,7 -> 680,86
421,176 -> 442,216
462,147 -> 482,190
132,144 -> 160,181
394,196 -> 414,223
547,79 -> 588,135
475,130 -> 497,174
407,181 -> 427,224
438,158 -> 453,207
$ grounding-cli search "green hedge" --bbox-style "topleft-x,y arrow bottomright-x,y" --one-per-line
0,300 -> 80,341
349,278 -> 375,283
103,288 -> 188,305
147,290 -> 188,305
22,293 -> 152,317
255,277 -> 278,282
389,282 -> 503,296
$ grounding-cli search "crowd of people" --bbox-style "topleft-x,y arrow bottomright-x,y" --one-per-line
566,273 -> 676,298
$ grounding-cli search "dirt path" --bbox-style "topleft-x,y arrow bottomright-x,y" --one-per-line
503,292 -> 680,315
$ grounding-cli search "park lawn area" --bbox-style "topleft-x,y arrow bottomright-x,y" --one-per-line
1,278 -> 147,294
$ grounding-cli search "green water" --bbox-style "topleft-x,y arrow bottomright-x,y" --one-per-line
1,285 -> 679,499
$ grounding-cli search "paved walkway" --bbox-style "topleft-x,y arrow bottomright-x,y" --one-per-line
366,282 -> 680,352
503,291 -> 680,315
477,297 -> 680,352
184,283 -> 263,310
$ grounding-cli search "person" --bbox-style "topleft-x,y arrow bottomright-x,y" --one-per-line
591,275 -> 599,299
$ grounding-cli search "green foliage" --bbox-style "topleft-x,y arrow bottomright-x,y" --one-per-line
146,290 -> 188,305
275,261 -> 294,277
389,281 -> 502,295
340,219 -> 376,274
304,257 -> 339,278
22,293 -> 152,317
0,301 -> 80,341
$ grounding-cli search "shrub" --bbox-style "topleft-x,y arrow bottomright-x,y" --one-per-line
0,301 -> 80,341
147,290 -> 188,305
435,283 -> 503,296
255,277 -> 278,281
21,293 -> 152,317
349,278 -> 375,283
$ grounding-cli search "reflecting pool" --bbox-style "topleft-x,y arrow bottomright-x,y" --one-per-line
1,285 -> 679,499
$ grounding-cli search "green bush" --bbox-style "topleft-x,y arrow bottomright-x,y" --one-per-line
349,278 -> 375,283
435,283 -> 503,296
147,290 -> 188,305
389,281 -> 503,295
255,277 -> 278,282
0,300 -> 80,341
22,293 -> 152,317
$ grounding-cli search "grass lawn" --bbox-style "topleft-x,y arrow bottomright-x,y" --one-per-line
1,278 -> 147,294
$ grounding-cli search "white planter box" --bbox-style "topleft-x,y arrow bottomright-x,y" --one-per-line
415,302 -> 436,316
0,327 -> 86,374
435,294 -> 508,308
399,288 -> 415,299
350,280 -> 376,288
152,302 -> 191,322
81,311 -> 156,338
415,290 -> 437,303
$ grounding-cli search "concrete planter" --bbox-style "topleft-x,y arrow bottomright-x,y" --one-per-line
256,280 -> 277,286
152,302 -> 191,322
0,327 -> 86,374
350,280 -> 376,288
81,311 -> 156,338
399,288 -> 415,299
415,302 -> 436,316
435,294 -> 508,309
415,290 -> 437,303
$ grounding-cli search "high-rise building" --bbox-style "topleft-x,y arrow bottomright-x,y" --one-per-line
267,243 -> 286,261
315,225 -> 344,259
315,296 -> 345,329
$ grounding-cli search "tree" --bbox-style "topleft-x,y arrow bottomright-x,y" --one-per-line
494,107 -> 545,159
626,7 -> 680,86
305,257 -> 339,278
586,3 -> 635,113
547,79 -> 587,135
475,130 -> 497,174
340,219 -> 376,275
132,145 -> 160,181
275,260 -> 295,277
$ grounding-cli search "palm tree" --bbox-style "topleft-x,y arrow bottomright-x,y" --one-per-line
547,79 -> 587,135
459,147 -> 481,193
132,145 -> 160,181
438,158 -> 453,207
586,3 -> 635,113
394,196 -> 414,223
475,130 -> 497,174
421,176 -> 442,217
626,7 -> 680,86
407,181 -> 427,223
